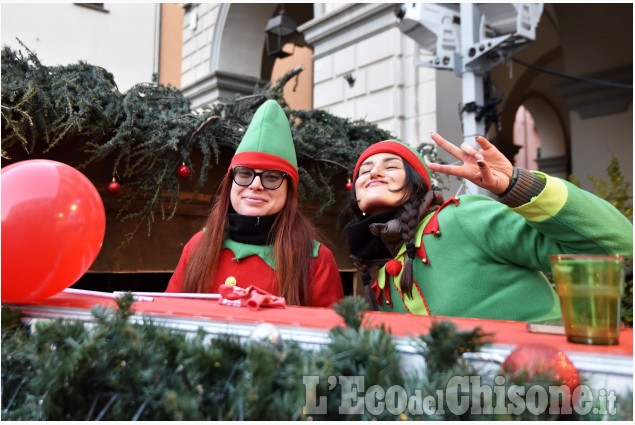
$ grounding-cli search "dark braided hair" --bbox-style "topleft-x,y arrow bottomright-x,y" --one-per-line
360,259 -> 381,310
397,196 -> 423,298
397,190 -> 445,298
348,254 -> 381,311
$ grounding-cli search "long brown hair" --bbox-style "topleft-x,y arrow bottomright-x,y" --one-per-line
180,173 -> 316,305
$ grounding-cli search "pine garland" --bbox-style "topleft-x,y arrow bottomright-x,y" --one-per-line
1,295 -> 632,420
1,42 -> 451,245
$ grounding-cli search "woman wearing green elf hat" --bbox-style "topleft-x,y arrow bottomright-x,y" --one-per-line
166,100 -> 344,307
345,133 -> 632,322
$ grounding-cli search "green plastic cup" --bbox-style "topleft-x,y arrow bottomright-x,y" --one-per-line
550,254 -> 624,345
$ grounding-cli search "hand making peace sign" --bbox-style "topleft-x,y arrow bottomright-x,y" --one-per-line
426,132 -> 515,195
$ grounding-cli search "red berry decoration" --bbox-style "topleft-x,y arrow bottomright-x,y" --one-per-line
177,163 -> 190,179
345,178 -> 352,190
107,179 -> 121,196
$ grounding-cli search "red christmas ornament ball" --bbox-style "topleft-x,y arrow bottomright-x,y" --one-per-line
177,164 -> 190,179
502,343 -> 581,402
345,179 -> 353,190
107,180 -> 121,196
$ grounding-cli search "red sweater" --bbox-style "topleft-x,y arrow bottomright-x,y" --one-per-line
166,231 -> 344,307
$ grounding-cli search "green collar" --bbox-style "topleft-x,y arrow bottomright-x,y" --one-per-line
222,239 -> 276,269
393,211 -> 434,258
222,239 -> 322,270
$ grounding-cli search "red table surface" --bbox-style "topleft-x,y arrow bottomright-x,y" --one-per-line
11,292 -> 633,357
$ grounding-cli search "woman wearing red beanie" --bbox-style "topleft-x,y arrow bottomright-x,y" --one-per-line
166,100 -> 344,307
345,133 -> 632,322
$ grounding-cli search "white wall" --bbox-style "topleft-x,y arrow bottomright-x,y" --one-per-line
570,104 -> 633,192
305,4 -> 442,145
181,3 -> 221,88
313,27 -> 406,136
1,3 -> 159,92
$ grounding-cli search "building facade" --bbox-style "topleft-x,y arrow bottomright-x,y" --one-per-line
1,3 -> 183,91
181,3 -> 633,193
1,3 -> 631,285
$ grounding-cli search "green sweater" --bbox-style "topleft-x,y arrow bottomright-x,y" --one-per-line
375,172 -> 633,322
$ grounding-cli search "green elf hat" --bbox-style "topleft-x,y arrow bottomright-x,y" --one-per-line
229,100 -> 299,186
353,139 -> 431,190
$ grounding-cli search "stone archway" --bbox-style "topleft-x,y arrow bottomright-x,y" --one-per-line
185,3 -> 313,109
494,4 -> 632,188
489,5 -> 571,178
212,3 -> 277,78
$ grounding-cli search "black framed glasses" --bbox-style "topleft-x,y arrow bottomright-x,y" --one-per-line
231,166 -> 287,190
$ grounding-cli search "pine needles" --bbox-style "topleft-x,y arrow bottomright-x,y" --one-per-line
2,296 -> 631,420
1,42 -> 398,244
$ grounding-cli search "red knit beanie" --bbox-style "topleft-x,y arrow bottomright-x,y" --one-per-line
353,140 -> 431,189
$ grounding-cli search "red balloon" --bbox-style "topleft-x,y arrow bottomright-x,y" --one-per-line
1,160 -> 106,303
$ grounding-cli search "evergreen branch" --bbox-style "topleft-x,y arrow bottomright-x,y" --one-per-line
302,154 -> 348,171
188,114 -> 220,145
0,43 -> 397,244
1,107 -> 32,154
333,296 -> 368,330
272,65 -> 303,93
2,296 -> 632,420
